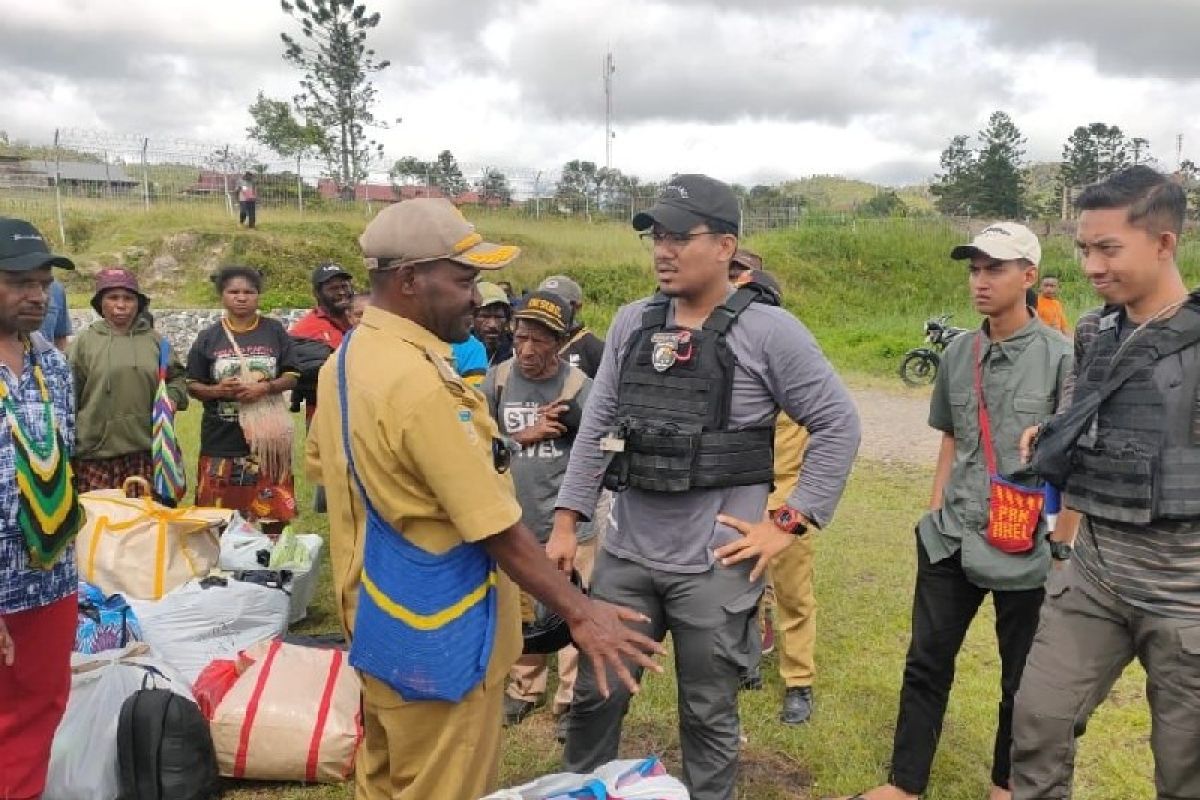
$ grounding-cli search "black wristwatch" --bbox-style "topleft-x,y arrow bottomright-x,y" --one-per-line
1046,534 -> 1073,561
772,506 -> 810,537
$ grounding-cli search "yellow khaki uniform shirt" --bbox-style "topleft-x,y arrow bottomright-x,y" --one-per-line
305,306 -> 523,688
768,414 -> 811,512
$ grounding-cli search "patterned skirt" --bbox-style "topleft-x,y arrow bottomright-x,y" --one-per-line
74,452 -> 155,495
195,454 -> 296,529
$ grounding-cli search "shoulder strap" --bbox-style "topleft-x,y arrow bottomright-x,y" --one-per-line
555,365 -> 587,404
1090,301 -> 1200,407
493,358 -> 513,417
639,294 -> 670,331
973,333 -> 998,476
559,327 -> 589,354
702,286 -> 759,335
336,328 -> 374,510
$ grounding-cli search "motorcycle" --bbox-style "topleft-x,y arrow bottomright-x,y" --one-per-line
899,315 -> 968,387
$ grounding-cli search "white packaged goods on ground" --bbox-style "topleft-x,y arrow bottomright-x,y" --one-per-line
218,524 -> 325,623
209,640 -> 361,783
479,757 -> 689,799
77,478 -> 231,601
217,513 -> 274,571
128,577 -> 290,682
44,644 -> 193,800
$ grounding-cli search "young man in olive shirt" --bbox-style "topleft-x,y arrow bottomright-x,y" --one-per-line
842,223 -> 1071,800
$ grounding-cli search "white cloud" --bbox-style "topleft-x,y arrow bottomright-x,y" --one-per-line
2,0 -> 1200,186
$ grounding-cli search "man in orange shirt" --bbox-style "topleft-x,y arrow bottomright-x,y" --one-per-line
1035,276 -> 1070,335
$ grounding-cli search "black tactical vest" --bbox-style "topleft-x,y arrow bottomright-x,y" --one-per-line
603,286 -> 775,493
1064,299 -> 1200,524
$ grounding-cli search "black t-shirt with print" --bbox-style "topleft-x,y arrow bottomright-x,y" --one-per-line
186,317 -> 299,457
560,328 -> 605,379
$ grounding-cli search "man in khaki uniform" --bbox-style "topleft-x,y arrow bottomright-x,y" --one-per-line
306,199 -> 661,800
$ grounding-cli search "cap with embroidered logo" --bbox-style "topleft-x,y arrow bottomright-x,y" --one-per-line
514,290 -> 573,336
359,198 -> 519,271
632,174 -> 740,234
0,217 -> 75,272
311,262 -> 352,287
950,221 -> 1041,265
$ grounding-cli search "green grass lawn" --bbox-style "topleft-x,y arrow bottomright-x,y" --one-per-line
166,407 -> 1154,800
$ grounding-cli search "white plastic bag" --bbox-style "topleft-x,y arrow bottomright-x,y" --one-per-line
129,578 -> 290,682
218,513 -> 274,571
479,757 -> 689,800
45,644 -> 193,800
275,533 -> 323,624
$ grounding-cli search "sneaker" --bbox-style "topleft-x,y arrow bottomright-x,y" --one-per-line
760,614 -> 776,657
503,696 -> 535,727
780,686 -> 814,725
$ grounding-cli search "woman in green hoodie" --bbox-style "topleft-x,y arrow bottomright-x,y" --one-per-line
69,268 -> 188,493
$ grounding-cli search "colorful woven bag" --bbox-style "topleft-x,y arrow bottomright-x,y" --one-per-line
152,338 -> 186,505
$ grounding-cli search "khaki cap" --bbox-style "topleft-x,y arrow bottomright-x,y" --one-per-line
476,281 -> 511,308
950,221 -> 1041,265
359,198 -> 519,271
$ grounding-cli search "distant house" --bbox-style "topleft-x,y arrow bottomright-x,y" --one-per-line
0,157 -> 137,192
314,179 -> 500,207
183,170 -> 242,195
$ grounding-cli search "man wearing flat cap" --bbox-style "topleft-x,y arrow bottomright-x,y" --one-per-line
552,175 -> 861,800
304,199 -> 662,800
0,218 -> 83,800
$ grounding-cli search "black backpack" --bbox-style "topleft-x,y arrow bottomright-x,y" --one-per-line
118,685 -> 220,800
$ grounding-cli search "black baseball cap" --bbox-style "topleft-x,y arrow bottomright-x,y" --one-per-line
514,290 -> 573,336
0,218 -> 75,272
311,262 -> 352,288
632,174 -> 740,234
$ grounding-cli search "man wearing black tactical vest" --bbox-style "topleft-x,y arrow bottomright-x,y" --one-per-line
549,175 -> 861,800
1011,167 -> 1200,799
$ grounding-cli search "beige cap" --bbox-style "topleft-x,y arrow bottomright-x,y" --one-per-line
476,281 -> 511,308
950,221 -> 1041,265
359,198 -> 520,271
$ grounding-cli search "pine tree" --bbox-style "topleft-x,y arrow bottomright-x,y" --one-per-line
974,111 -> 1027,218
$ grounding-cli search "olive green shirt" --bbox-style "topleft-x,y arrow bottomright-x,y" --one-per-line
917,315 -> 1072,591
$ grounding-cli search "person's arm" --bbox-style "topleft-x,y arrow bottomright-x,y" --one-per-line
67,335 -> 87,410
929,433 -> 956,510
713,312 -> 862,579
165,344 -> 190,411
482,522 -> 663,697
184,329 -> 235,402
553,305 -> 635,529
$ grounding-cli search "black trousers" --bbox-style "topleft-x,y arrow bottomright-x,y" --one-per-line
239,200 -> 256,228
889,537 -> 1045,794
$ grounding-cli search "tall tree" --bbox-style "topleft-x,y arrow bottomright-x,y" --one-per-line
429,150 -> 467,197
246,92 -> 325,159
930,134 -> 978,215
389,156 -> 429,186
1061,123 -> 1131,190
477,167 -> 512,205
974,111 -> 1027,218
555,160 -> 600,204
277,0 -> 392,192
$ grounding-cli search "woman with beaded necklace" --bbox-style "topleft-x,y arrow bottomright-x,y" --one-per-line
185,265 -> 300,534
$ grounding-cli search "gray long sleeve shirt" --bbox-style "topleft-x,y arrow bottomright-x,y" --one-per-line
555,295 -> 862,574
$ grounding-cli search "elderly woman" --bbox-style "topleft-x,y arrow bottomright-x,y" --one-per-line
69,268 -> 188,494
186,266 -> 299,532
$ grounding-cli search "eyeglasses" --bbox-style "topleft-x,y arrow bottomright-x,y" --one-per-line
638,231 -> 722,249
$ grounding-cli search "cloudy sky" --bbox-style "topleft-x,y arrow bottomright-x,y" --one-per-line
3,0 -> 1200,186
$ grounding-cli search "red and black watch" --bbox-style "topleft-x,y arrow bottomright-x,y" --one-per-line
772,505 -> 810,536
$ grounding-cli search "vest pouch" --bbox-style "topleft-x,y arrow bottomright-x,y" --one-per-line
348,506 -> 497,703
1066,438 -> 1156,525
624,420 -> 702,493
1155,446 -> 1200,520
985,475 -> 1042,554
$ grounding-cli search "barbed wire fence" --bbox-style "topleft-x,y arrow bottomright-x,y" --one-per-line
0,127 -> 971,244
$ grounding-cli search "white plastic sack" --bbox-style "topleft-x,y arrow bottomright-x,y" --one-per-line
479,757 -> 689,800
218,514 -> 275,571
45,644 -> 193,800
279,533 -> 323,624
129,578 -> 290,682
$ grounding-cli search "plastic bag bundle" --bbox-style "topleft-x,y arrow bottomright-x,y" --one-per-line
479,757 -> 689,800
45,644 -> 193,800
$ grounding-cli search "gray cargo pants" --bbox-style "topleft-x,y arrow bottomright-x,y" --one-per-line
1011,562 -> 1200,799
562,548 -> 762,800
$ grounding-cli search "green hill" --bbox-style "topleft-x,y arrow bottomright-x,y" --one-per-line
776,175 -> 935,214
9,196 -> 1198,379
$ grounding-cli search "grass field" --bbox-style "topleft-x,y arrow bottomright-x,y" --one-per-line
8,194 -> 1199,380
165,405 -> 1155,800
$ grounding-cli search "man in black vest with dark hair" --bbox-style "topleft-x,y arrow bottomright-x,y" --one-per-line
1011,165 -> 1200,798
550,175 -> 861,800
